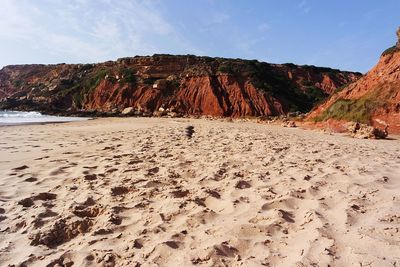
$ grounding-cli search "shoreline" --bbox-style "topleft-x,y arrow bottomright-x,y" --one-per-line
0,118 -> 94,127
1,115 -> 398,140
0,110 -> 92,126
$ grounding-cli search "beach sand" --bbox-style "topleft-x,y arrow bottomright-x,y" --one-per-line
0,117 -> 399,266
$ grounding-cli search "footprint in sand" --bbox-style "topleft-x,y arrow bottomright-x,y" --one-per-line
193,197 -> 207,207
38,209 -> 58,218
278,209 -> 295,223
0,207 -> 6,221
93,228 -> 113,235
84,174 -> 97,181
18,198 -> 35,207
46,254 -> 74,267
133,238 -> 144,249
205,189 -> 221,199
235,180 -> 251,189
164,240 -> 183,249
24,177 -> 38,182
34,156 -> 49,161
29,218 -> 94,248
72,205 -> 103,218
34,192 -> 57,201
111,186 -> 131,196
106,168 -> 118,174
12,165 -> 29,171
146,167 -> 160,176
171,189 -> 189,198
213,242 -> 239,258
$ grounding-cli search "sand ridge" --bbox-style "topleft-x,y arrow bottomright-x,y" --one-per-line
0,117 -> 399,266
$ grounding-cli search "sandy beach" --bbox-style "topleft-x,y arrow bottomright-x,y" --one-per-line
0,117 -> 400,267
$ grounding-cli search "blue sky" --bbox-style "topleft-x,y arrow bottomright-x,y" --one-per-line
1,0 -> 399,72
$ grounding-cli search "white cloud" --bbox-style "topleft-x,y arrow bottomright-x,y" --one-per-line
297,0 -> 311,14
209,12 -> 230,25
0,0 -> 199,66
234,35 -> 265,57
258,23 -> 271,32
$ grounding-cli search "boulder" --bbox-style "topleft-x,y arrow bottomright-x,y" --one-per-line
167,112 -> 181,118
281,121 -> 297,128
121,107 -> 134,115
346,122 -> 388,139
153,107 -> 168,117
133,110 -> 143,116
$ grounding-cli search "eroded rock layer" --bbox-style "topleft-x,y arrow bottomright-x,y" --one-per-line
0,55 -> 360,117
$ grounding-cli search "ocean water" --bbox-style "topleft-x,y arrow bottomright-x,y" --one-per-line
0,110 -> 89,125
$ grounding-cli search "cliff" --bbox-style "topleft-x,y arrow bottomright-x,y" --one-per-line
308,28 -> 400,134
0,55 -> 360,117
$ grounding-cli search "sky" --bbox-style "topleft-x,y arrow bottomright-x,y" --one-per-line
1,0 -> 399,73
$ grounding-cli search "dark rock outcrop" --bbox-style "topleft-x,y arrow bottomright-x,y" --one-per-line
0,55 -> 360,117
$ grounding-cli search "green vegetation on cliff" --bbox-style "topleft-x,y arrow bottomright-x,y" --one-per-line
216,59 -> 331,112
0,55 -> 359,115
382,46 -> 400,57
313,92 -> 383,123
120,67 -> 137,85
72,68 -> 108,107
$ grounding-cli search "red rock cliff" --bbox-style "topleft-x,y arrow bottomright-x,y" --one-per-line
0,55 -> 360,117
308,31 -> 400,133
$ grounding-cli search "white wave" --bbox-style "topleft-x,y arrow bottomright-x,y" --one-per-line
0,111 -> 43,118
0,111 -> 89,124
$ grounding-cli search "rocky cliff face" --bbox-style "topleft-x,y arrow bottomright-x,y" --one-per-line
308,29 -> 400,133
0,55 -> 360,117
